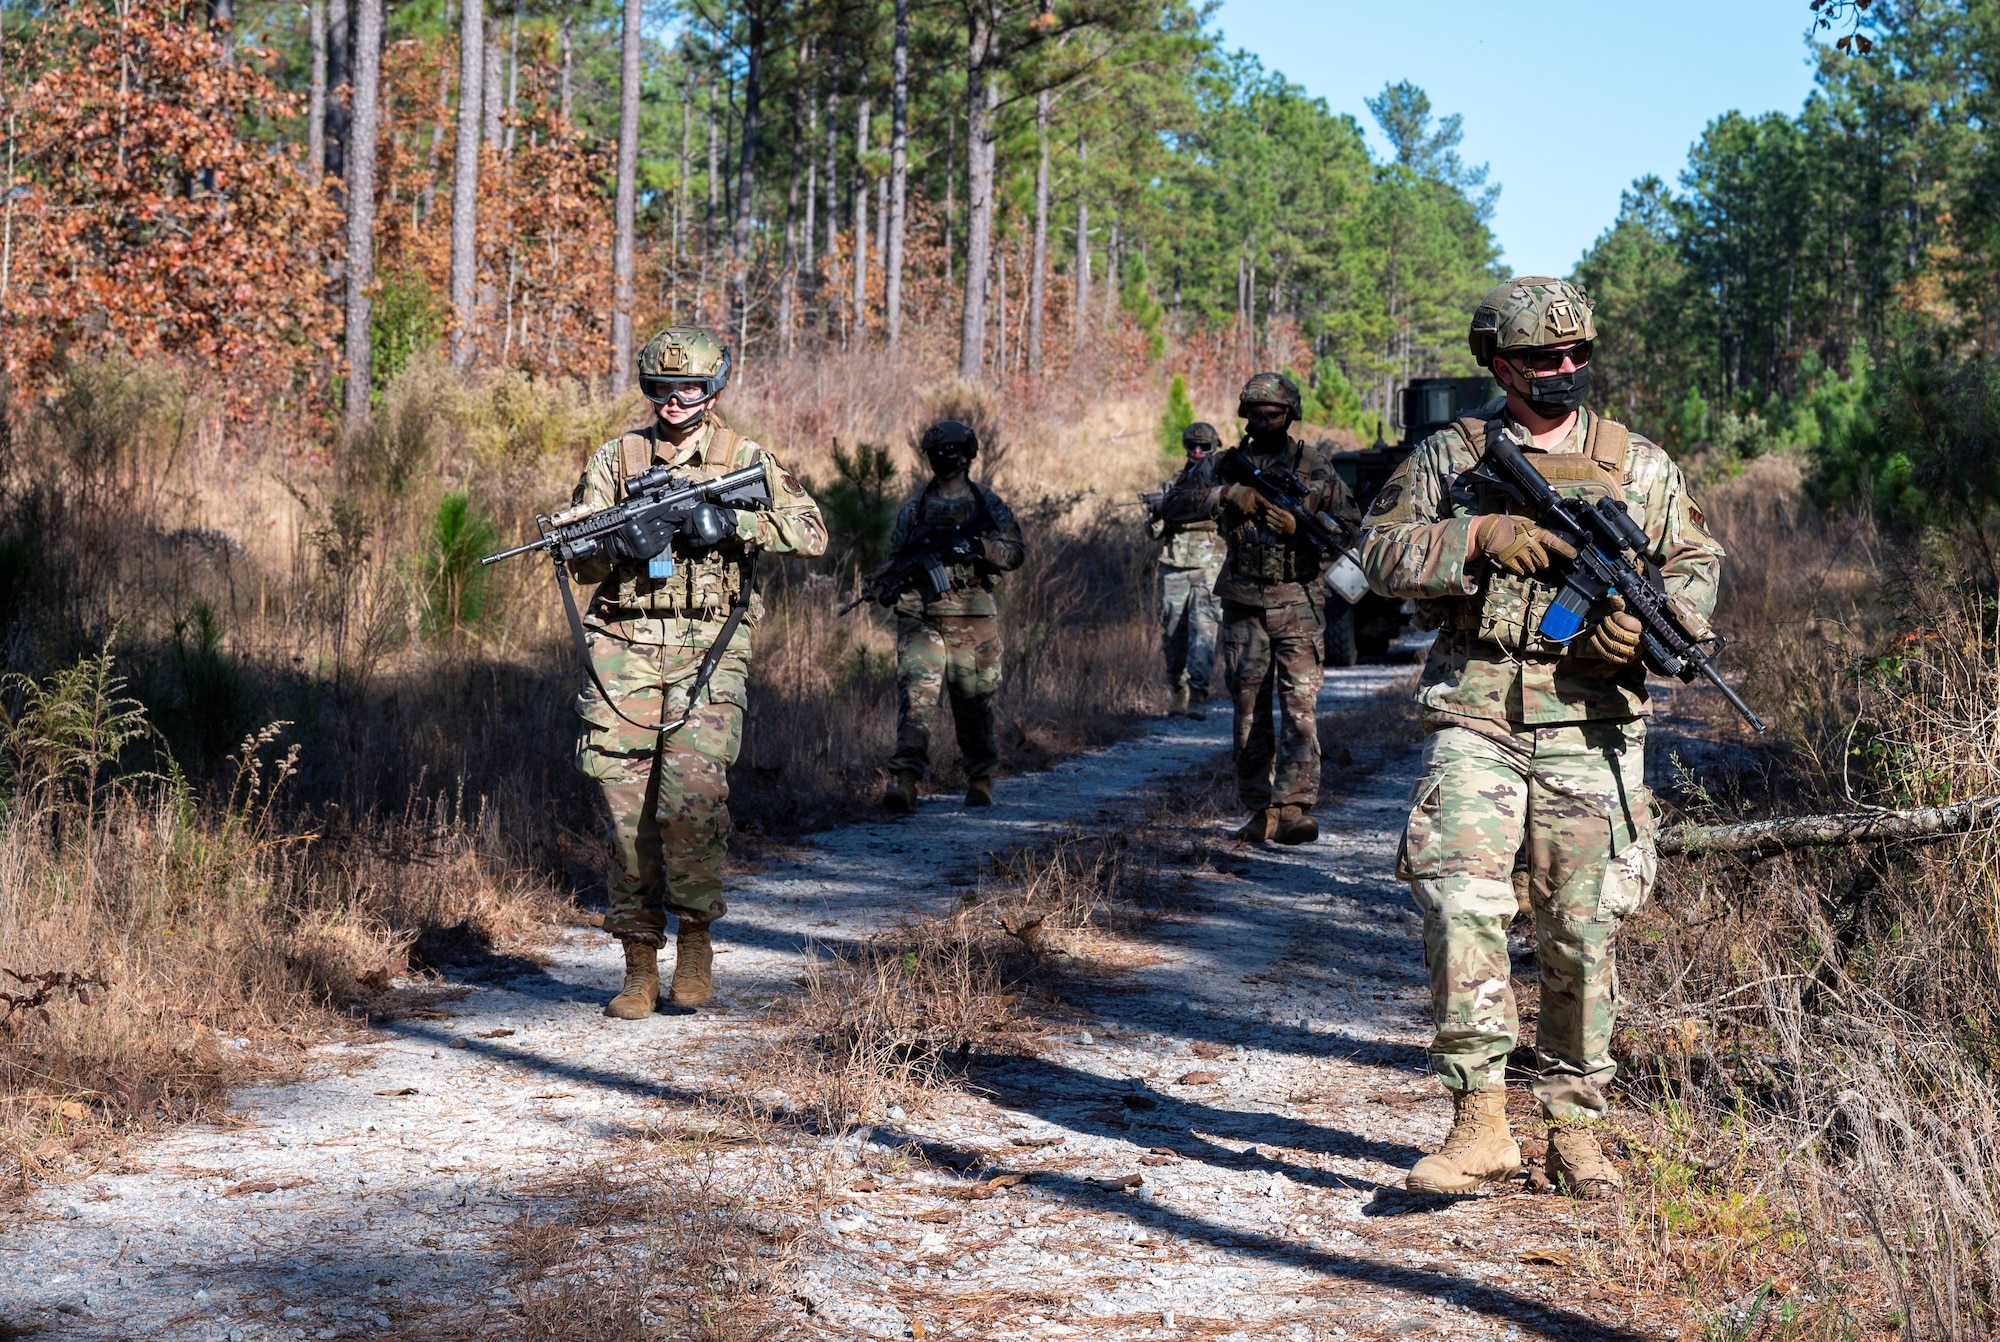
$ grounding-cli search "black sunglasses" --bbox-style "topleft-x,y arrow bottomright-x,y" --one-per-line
1504,341 -> 1592,374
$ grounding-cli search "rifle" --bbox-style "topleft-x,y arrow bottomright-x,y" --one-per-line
480,461 -> 774,740
481,462 -> 773,572
1470,433 -> 1767,733
1116,484 -> 1171,517
1214,449 -> 1371,604
839,522 -> 982,615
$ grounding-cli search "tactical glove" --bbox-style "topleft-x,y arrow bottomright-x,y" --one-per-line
1221,484 -> 1297,537
1582,593 -> 1644,664
1475,514 -> 1577,576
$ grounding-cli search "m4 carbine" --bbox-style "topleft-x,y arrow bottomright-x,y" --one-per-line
1214,449 -> 1371,604
839,523 -> 982,615
480,462 -> 773,573
1471,433 -> 1767,733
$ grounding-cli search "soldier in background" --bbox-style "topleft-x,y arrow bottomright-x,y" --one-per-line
1160,374 -> 1356,845
1360,279 -> 1723,1198
567,327 -> 828,1020
1150,422 -> 1226,720
881,421 -> 1027,813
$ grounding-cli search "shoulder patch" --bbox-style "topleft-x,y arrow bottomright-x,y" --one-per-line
781,471 -> 806,497
1368,483 -> 1404,516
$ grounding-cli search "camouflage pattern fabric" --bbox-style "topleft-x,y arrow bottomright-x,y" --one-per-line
887,481 -> 1026,619
889,612 -> 1002,781
577,623 -> 750,943
1358,407 -> 1723,726
1221,597 -> 1325,809
1396,716 -> 1656,1122
565,417 -> 826,942
1158,435 -> 1358,610
1158,559 -> 1221,697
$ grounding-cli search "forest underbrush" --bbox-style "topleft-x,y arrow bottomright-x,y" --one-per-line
0,347 -> 1182,1187
1602,451 -> 2000,1339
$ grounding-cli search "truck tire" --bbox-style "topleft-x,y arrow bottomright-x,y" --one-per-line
1356,630 -> 1392,662
1325,599 -> 1359,668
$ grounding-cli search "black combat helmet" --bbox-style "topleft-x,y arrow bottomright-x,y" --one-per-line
920,419 -> 979,467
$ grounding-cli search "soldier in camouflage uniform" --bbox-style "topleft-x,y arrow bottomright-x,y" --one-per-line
1359,279 -> 1724,1197
1151,422 -> 1226,719
568,327 -> 828,1020
881,421 -> 1026,813
1160,375 -> 1357,846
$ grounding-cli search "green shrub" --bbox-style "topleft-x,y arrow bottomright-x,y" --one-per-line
423,491 -> 500,636
371,270 -> 445,396
816,442 -> 901,575
1158,375 -> 1195,454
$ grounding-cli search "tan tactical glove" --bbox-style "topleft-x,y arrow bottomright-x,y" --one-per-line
1582,593 -> 1645,664
1221,484 -> 1297,537
1475,514 -> 1578,576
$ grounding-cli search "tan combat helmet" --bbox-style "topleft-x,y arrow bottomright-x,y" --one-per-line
1467,278 -> 1596,368
637,326 -> 732,407
1237,371 -> 1303,422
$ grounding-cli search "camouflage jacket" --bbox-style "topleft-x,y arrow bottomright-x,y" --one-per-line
888,480 -> 1025,619
1159,435 -> 1357,609
1152,459 -> 1226,572
566,416 -> 828,645
1358,407 -> 1724,727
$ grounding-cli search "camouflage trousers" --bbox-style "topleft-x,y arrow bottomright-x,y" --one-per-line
574,622 -> 749,946
1396,717 -> 1658,1121
1157,565 -> 1221,697
1221,598 -> 1325,810
889,612 -> 1002,781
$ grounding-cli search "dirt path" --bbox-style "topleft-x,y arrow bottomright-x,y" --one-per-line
0,663 -> 1677,1342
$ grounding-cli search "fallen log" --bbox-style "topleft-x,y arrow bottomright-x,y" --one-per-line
1659,795 -> 2000,858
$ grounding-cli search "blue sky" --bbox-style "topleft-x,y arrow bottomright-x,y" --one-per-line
1211,1 -> 1830,277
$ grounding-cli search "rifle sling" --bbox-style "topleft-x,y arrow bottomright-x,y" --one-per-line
554,553 -> 756,741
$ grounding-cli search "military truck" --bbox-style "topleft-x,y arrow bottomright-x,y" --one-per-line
1324,375 -> 1499,665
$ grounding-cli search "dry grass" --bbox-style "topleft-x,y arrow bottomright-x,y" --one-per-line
1595,450 -> 2000,1339
503,1144 -> 809,1341
0,344 -> 1181,1189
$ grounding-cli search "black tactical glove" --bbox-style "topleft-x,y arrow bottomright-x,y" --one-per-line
607,513 -> 675,562
941,534 -> 981,564
681,502 -> 737,551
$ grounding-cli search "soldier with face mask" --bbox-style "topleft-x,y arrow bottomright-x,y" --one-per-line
1360,279 -> 1724,1198
1160,375 -> 1358,845
880,421 -> 1027,813
1151,422 -> 1226,719
568,327 -> 828,1020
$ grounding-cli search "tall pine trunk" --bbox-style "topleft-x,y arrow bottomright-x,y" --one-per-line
886,0 -> 909,352
612,0 -> 641,390
851,97 -> 871,342
1072,138 -> 1088,343
957,6 -> 999,382
308,0 -> 327,185
448,0 -> 484,367
730,10 -> 766,350
342,0 -> 383,431
823,69 -> 841,338
481,25 -> 503,149
324,0 -> 348,182
1028,87 -> 1049,377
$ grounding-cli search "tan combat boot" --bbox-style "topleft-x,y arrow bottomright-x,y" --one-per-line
1234,807 -> 1278,842
668,917 -> 716,1008
882,770 -> 919,814
1169,686 -> 1190,717
1546,1124 -> 1623,1200
605,940 -> 660,1019
1405,1088 -> 1521,1194
966,776 -> 994,807
1273,805 -> 1319,845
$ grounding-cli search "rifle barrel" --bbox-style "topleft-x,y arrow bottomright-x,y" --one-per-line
480,537 -> 551,565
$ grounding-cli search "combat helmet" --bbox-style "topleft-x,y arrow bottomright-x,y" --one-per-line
1182,421 -> 1222,458
637,326 -> 732,408
1237,372 -> 1302,423
1468,278 -> 1596,368
920,420 -> 979,465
